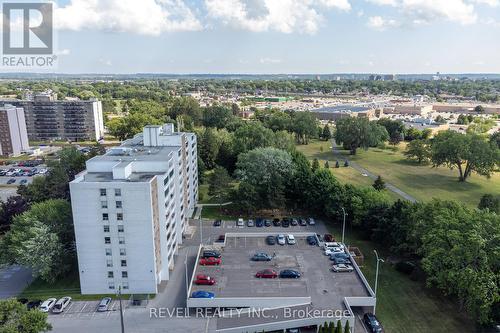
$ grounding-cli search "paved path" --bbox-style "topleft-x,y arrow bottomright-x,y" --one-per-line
331,142 -> 417,203
0,265 -> 33,299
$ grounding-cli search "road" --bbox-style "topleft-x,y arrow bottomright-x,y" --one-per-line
331,141 -> 417,203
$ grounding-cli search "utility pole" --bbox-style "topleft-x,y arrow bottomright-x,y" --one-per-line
118,285 -> 125,333
373,250 -> 384,315
341,207 -> 347,244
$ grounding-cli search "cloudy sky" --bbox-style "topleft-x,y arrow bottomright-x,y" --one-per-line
22,0 -> 500,73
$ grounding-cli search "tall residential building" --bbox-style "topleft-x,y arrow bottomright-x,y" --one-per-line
70,124 -> 198,294
0,105 -> 29,157
1,92 -> 104,142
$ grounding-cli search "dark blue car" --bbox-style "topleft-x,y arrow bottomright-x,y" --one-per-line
279,269 -> 301,279
191,291 -> 215,299
306,235 -> 317,245
256,218 -> 264,227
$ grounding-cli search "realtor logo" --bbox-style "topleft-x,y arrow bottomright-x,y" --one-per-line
2,2 -> 53,54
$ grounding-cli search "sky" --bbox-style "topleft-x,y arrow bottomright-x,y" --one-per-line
8,0 -> 500,73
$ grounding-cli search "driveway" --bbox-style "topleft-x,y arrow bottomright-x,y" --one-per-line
0,265 -> 33,299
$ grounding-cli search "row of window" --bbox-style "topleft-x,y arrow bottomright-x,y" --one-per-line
107,271 -> 128,278
104,237 -> 125,244
103,213 -> 123,221
105,248 -> 126,256
100,188 -> 121,197
109,282 -> 128,290
104,225 -> 124,233
101,201 -> 122,209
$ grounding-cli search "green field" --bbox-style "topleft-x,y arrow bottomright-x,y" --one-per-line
297,140 -> 500,208
326,222 -> 475,333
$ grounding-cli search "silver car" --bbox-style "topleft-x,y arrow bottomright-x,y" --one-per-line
52,297 -> 71,313
97,297 -> 112,312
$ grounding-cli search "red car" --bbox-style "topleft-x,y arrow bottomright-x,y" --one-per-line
194,274 -> 216,285
255,269 -> 278,279
324,234 -> 335,242
199,257 -> 221,266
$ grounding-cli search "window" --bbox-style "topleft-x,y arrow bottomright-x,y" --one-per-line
105,248 -> 112,256
121,260 -> 127,267
118,237 -> 125,244
119,248 -> 126,256
102,213 -> 109,221
115,189 -> 121,197
116,201 -> 122,209
108,271 -> 114,278
117,213 -> 123,221
108,282 -> 115,290
103,225 -> 110,233
100,189 -> 107,196
122,282 -> 129,290
106,260 -> 113,267
101,201 -> 108,209
122,271 -> 128,278
118,225 -> 124,233
104,237 -> 111,244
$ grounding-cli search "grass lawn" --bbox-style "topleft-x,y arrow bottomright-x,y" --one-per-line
325,222 -> 475,333
19,270 -> 150,301
297,140 -> 500,208
200,205 -> 244,220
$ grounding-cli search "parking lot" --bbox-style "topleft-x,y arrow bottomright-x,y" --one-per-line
0,163 -> 48,186
46,299 -> 126,319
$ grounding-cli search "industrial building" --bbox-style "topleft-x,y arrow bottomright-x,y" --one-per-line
70,124 -> 198,294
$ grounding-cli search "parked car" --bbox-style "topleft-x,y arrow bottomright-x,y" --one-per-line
307,217 -> 316,225
191,291 -> 215,299
279,269 -> 301,279
272,218 -> 281,227
237,218 -> 244,227
0,170 -> 6,176
282,219 -> 290,228
324,247 -> 343,256
363,313 -> 384,333
7,178 -> 16,184
252,252 -> 272,261
324,242 -> 345,250
290,218 -> 298,226
202,250 -> 221,258
255,269 -> 278,279
299,218 -> 307,226
97,297 -> 112,312
266,235 -> 276,245
52,297 -> 71,314
199,257 -> 221,266
194,274 -> 216,285
330,253 -> 350,261
316,234 -> 324,242
20,179 -> 28,185
27,300 -> 42,310
256,218 -> 264,227
17,298 -> 28,304
247,219 -> 255,227
324,234 -> 335,242
306,235 -> 317,245
213,220 -> 222,227
264,219 -> 272,227
331,257 -> 351,265
216,235 -> 225,242
286,234 -> 296,245
332,264 -> 354,272
40,298 -> 57,312
277,234 -> 286,245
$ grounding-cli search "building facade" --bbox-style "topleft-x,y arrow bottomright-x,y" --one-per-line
1,93 -> 104,142
0,105 -> 29,157
70,124 -> 198,294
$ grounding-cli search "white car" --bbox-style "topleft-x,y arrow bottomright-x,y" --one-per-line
286,234 -> 296,245
40,298 -> 57,312
332,264 -> 354,272
52,297 -> 72,313
277,234 -> 286,245
247,219 -> 255,227
324,242 -> 345,250
307,217 -> 316,225
324,247 -> 343,256
237,218 -> 244,227
97,297 -> 112,312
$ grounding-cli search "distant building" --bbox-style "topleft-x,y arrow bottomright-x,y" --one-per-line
384,105 -> 433,116
1,92 -> 104,142
70,124 -> 198,294
311,105 -> 376,120
0,105 -> 29,157
432,104 -> 500,115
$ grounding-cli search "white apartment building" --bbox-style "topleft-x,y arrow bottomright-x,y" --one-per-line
0,104 -> 29,157
70,124 -> 198,294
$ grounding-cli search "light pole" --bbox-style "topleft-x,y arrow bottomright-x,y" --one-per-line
373,249 -> 384,315
341,207 -> 347,244
117,285 -> 125,333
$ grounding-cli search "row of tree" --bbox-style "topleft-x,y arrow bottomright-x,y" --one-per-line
319,320 -> 350,333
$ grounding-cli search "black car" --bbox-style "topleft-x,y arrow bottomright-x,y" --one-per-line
299,218 -> 307,226
279,269 -> 301,279
282,219 -> 290,228
264,219 -> 272,227
306,235 -> 317,245
331,257 -> 350,265
290,218 -> 298,226
7,178 -> 16,184
272,218 -> 281,226
330,253 -> 350,260
256,219 -> 264,227
202,250 -> 221,258
363,313 -> 384,333
213,220 -> 222,227
266,235 -> 276,245
27,300 -> 42,310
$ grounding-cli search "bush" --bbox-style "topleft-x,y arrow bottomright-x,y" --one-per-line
395,261 -> 416,275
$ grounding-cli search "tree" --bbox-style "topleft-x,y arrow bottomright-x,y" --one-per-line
335,117 -> 389,155
0,299 -> 52,333
321,124 -> 332,141
335,320 -> 342,333
312,158 -> 320,171
466,117 -> 495,135
474,105 -> 485,113
203,105 -> 234,129
434,115 -> 446,124
490,131 -> 500,149
373,176 -> 386,191
233,122 -> 275,155
344,320 -> 350,333
235,148 -> 295,209
404,139 -> 431,164
0,196 -> 28,233
107,112 -> 163,140
335,160 -> 340,168
430,131 -> 499,182
378,119 -> 405,145
208,167 -> 232,202
324,161 -> 330,169
198,128 -> 220,170
169,96 -> 202,125
478,194 -> 499,214
290,111 -> 318,144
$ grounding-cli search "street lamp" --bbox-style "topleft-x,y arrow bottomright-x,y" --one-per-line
341,207 -> 347,244
373,249 -> 384,315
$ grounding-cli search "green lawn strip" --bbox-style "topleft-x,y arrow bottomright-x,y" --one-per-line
200,205 -> 244,221
326,223 -> 475,333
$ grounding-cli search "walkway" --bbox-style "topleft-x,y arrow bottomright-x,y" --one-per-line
331,141 -> 417,203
